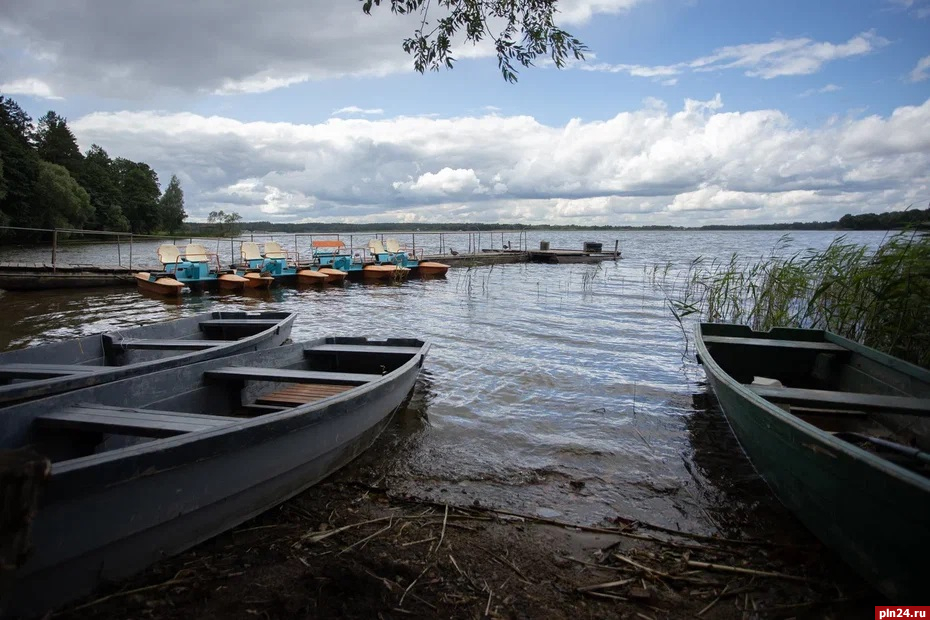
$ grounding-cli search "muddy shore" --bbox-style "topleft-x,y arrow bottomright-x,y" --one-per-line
52,415 -> 875,620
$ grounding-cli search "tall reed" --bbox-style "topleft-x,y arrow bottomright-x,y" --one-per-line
650,232 -> 930,368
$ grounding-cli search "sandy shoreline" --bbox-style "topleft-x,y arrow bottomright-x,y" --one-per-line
53,460 -> 872,620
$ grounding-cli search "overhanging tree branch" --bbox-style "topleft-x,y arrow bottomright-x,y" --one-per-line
361,0 -> 587,82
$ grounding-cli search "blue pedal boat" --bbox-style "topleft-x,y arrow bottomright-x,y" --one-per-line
157,244 -> 248,291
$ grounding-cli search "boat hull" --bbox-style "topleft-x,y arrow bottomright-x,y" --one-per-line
3,339 -> 428,616
242,272 -> 273,289
133,273 -> 183,296
319,267 -> 347,283
297,269 -> 329,285
217,273 -> 248,290
696,324 -> 930,600
416,261 -> 450,277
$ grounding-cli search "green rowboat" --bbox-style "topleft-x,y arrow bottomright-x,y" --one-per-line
695,323 -> 930,600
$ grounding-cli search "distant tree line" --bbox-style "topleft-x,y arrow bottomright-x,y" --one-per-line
186,208 -> 930,235
0,95 -> 186,240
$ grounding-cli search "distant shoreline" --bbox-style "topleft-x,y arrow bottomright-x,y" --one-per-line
183,207 -> 929,235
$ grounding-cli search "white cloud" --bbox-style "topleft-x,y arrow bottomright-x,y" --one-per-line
910,55 -> 930,82
0,77 -> 62,99
583,31 -> 887,80
0,0 -> 649,98
70,96 -> 930,226
553,0 -> 649,25
800,83 -> 842,97
332,106 -> 385,116
394,168 -> 486,197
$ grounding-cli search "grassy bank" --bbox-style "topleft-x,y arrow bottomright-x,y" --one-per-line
651,231 -> 930,369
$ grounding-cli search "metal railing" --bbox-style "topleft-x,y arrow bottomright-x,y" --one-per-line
0,226 -> 534,270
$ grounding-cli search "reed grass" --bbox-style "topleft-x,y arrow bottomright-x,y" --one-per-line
650,231 -> 930,368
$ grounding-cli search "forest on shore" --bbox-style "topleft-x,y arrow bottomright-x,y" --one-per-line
0,96 -> 185,238
187,207 -> 930,236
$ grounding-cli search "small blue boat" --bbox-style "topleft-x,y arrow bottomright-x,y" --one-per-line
374,239 -> 449,278
157,244 -> 248,291
237,242 -> 299,284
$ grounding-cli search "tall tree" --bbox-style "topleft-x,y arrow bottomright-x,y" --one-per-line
36,111 -> 83,176
0,97 -> 40,230
208,210 -> 242,237
113,158 -> 161,233
159,175 -> 187,233
363,0 -> 587,82
80,145 -> 129,231
33,161 -> 93,230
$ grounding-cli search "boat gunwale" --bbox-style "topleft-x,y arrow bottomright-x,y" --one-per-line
695,322 -> 930,492
48,339 -> 431,476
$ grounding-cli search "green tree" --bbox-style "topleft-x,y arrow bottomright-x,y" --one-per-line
33,161 -> 93,229
0,97 -> 40,230
114,158 -> 161,233
159,175 -> 187,233
80,145 -> 129,231
362,0 -> 587,82
208,210 -> 242,237
36,111 -> 83,176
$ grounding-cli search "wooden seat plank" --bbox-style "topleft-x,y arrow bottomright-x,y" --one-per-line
0,364 -> 100,379
309,344 -> 422,355
36,404 -> 240,438
116,339 -> 237,350
256,384 -> 352,405
704,335 -> 848,353
199,319 -> 283,328
205,367 -> 382,385
748,385 -> 930,415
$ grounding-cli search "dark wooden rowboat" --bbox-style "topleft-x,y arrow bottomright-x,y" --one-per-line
0,311 -> 296,406
0,337 -> 429,616
695,323 -> 930,600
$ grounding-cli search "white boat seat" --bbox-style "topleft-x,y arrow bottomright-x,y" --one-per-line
184,244 -> 210,263
264,241 -> 288,260
368,239 -> 386,255
157,245 -> 181,265
385,238 -> 402,254
241,242 -> 262,262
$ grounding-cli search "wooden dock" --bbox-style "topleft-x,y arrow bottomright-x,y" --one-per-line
0,247 -> 620,292
0,263 -> 157,291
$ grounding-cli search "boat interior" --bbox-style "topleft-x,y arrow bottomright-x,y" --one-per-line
0,315 -> 289,380
10,339 -> 423,464
702,325 -> 930,477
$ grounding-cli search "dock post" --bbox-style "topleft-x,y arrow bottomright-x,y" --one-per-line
129,234 -> 133,269
51,230 -> 57,272
117,235 -> 121,266
614,240 -> 619,259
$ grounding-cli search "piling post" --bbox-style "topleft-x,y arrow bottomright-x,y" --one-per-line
117,235 -> 122,266
129,234 -> 133,269
51,230 -> 58,272
614,240 -> 619,259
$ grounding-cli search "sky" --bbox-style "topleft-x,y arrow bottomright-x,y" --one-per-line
1,0 -> 929,226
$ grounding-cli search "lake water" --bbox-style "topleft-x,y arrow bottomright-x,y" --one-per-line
0,230 -> 891,539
